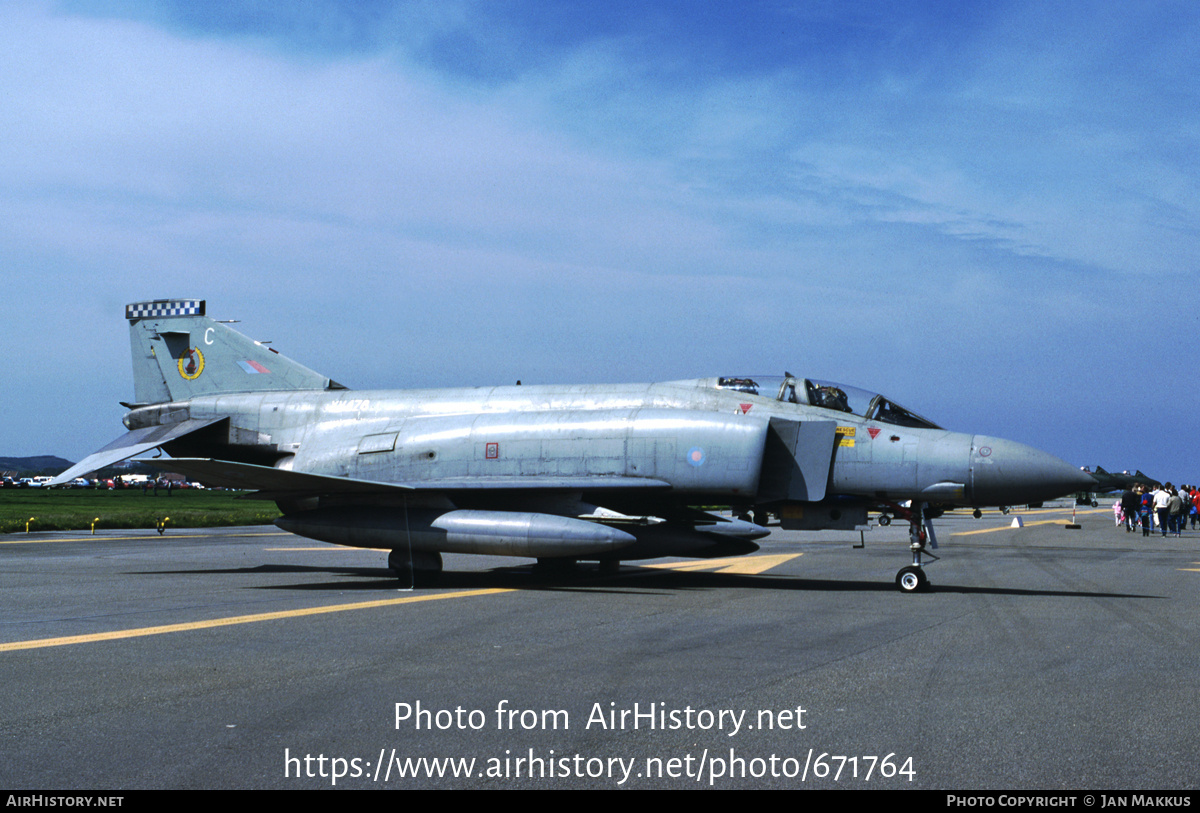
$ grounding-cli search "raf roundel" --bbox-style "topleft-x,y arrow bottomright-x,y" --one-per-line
178,347 -> 205,380
686,446 -> 706,467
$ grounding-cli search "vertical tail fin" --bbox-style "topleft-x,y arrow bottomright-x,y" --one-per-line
126,299 -> 344,405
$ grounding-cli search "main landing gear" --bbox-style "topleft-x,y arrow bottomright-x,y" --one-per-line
886,502 -> 939,594
389,549 -> 443,586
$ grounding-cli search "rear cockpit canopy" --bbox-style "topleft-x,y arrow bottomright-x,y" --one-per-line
715,375 -> 942,430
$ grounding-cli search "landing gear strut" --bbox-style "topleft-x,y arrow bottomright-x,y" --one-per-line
886,501 -> 939,593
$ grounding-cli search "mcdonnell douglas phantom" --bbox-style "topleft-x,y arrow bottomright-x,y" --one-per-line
51,299 -> 1093,592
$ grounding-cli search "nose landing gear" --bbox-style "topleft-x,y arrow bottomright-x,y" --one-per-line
887,501 -> 939,593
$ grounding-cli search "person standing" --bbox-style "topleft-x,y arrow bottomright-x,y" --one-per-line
1168,487 -> 1184,537
1154,484 -> 1172,538
1121,486 -> 1140,533
1140,485 -> 1154,537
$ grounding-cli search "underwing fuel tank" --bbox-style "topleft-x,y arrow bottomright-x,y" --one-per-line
275,507 -> 637,558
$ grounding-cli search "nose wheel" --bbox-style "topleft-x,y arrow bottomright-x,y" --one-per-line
895,565 -> 929,593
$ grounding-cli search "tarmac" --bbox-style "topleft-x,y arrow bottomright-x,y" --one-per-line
2,499 -> 1198,789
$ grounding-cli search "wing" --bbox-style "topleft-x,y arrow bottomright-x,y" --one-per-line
148,457 -> 672,500
136,457 -> 415,497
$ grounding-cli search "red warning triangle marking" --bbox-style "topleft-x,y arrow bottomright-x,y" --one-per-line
739,404 -> 752,414
867,427 -> 880,439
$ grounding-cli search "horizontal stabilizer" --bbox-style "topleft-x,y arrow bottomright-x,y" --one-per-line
48,418 -> 224,485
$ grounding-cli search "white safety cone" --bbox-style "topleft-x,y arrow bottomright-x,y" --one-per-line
1010,516 -> 1024,528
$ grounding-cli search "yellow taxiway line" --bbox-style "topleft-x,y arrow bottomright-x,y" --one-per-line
949,506 -> 1107,536
0,589 -> 513,653
1,554 -> 800,652
949,507 -> 1108,518
951,518 -> 1080,536
644,553 -> 800,575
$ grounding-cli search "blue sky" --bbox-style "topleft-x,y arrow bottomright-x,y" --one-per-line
2,1 -> 1197,484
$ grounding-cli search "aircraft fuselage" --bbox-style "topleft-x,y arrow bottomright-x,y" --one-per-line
125,377 -> 1083,514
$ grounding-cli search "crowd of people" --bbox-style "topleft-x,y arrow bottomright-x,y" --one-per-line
1115,484 -> 1196,537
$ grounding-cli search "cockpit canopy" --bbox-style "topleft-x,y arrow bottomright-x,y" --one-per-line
715,375 -> 942,430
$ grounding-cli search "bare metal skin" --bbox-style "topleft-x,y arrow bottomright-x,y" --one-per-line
53,299 -> 1094,592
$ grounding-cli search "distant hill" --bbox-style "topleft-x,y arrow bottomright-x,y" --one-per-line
0,456 -> 74,475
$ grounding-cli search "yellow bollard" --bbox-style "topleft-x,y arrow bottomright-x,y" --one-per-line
157,517 -> 170,535
91,517 -> 101,534
26,517 -> 35,533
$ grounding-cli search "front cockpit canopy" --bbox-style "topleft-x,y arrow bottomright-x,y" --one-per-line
715,375 -> 942,430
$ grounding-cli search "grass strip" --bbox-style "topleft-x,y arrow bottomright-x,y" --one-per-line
0,488 -> 280,534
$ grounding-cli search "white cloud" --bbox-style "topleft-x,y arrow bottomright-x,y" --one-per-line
2,2 -> 1198,479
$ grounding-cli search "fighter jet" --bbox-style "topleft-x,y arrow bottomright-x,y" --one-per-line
51,299 -> 1093,593
1132,470 -> 1162,488
1081,466 -> 1130,494
1082,466 -> 1160,493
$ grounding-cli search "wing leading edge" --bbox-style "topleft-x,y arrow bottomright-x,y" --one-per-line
145,457 -> 673,499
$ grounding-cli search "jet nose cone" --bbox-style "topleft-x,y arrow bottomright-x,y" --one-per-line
970,436 -> 1095,506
